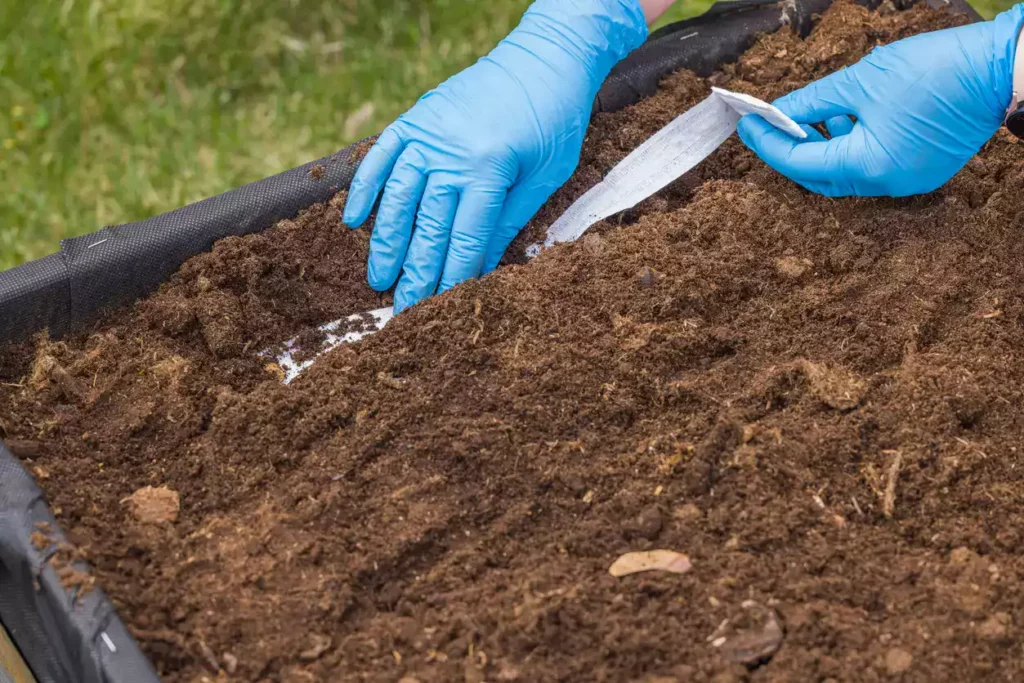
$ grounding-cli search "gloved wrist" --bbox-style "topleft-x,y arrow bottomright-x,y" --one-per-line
495,0 -> 649,86
987,4 -> 1024,115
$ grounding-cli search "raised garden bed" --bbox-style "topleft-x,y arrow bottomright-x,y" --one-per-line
5,1 -> 1021,681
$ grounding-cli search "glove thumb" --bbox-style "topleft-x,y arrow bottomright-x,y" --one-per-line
773,68 -> 858,124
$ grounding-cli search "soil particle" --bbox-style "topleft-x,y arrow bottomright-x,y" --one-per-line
673,503 -> 703,526
637,265 -> 662,288
298,634 -> 332,663
349,137 -> 376,164
290,326 -> 330,364
884,648 -> 914,675
30,531 -> 50,551
625,504 -> 665,540
122,486 -> 180,524
977,612 -> 1011,641
715,605 -> 785,668
711,665 -> 751,683
197,640 -> 220,673
773,255 -> 813,280
3,3 -> 1019,683
47,542 -> 95,600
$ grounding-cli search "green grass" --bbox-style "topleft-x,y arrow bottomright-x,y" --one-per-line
0,0 -> 1009,270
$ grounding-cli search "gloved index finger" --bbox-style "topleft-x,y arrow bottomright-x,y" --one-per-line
366,148 -> 429,291
736,113 -> 860,196
343,127 -> 406,228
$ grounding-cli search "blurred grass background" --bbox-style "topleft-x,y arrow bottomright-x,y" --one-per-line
0,0 -> 1010,270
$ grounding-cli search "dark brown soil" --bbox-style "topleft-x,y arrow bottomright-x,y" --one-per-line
5,4 -> 1024,682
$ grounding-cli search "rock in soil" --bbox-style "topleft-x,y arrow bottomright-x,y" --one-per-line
712,603 -> 784,668
4,3 -> 1023,682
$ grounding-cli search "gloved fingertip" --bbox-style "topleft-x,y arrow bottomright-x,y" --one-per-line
481,257 -> 501,276
342,211 -> 365,229
740,116 -> 849,187
342,127 -> 406,227
773,72 -> 857,125
366,257 -> 397,292
436,272 -> 472,295
342,184 -> 373,228
772,87 -> 824,123
437,257 -> 480,294
481,228 -> 520,275
800,124 -> 827,143
735,114 -> 754,141
825,115 -> 855,139
393,282 -> 422,314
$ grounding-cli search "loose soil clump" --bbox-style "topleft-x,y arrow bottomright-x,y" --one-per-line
5,3 -> 1024,682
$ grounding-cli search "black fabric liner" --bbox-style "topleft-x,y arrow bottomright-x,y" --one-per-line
0,1 -> 981,680
0,444 -> 155,683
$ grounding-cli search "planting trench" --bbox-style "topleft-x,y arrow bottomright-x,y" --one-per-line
4,2 -> 1024,681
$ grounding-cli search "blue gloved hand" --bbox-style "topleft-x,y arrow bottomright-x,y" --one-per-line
737,6 -> 1024,197
343,0 -> 648,312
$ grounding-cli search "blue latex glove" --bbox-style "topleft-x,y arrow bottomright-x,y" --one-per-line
737,5 -> 1024,197
343,0 -> 648,312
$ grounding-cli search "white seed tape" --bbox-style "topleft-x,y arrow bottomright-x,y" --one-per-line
276,307 -> 393,383
271,88 -> 801,382
533,88 -> 804,253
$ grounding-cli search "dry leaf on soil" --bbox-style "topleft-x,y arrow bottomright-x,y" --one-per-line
609,550 -> 692,577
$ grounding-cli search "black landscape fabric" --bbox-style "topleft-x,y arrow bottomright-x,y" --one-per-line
0,444 -> 159,683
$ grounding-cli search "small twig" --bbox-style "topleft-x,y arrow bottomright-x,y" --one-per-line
851,496 -> 864,517
955,437 -> 988,459
883,450 -> 903,519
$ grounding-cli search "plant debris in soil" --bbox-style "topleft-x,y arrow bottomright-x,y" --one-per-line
5,3 -> 1024,682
